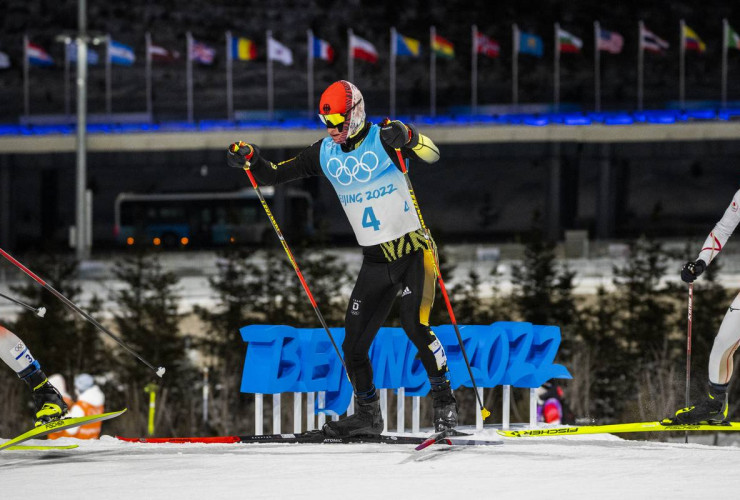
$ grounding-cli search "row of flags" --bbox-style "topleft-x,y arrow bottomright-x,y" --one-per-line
8,21 -> 740,72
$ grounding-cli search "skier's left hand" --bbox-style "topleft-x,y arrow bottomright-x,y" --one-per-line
380,120 -> 412,149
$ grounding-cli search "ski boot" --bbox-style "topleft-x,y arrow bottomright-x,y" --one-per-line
22,367 -> 68,426
672,382 -> 729,424
431,379 -> 458,432
323,393 -> 383,437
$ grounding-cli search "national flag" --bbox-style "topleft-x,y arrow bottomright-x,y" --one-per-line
518,31 -> 543,57
267,36 -> 293,65
26,42 -> 54,66
641,25 -> 669,53
0,51 -> 9,69
148,44 -> 180,62
232,37 -> 257,61
349,33 -> 378,63
597,28 -> 624,54
190,40 -> 216,65
727,24 -> 740,50
475,32 -> 500,58
431,34 -> 454,58
396,33 -> 421,57
683,25 -> 706,53
109,40 -> 135,66
312,37 -> 334,62
66,43 -> 99,65
557,28 -> 582,53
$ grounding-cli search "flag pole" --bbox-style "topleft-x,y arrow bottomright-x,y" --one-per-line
65,38 -> 71,117
471,25 -> 478,114
554,22 -> 560,111
679,19 -> 686,110
145,32 -> 152,120
594,21 -> 601,112
186,31 -> 193,123
105,34 -> 112,116
430,25 -> 436,116
637,21 -> 644,111
512,24 -> 519,105
307,29 -> 314,116
267,30 -> 274,120
347,28 -> 354,83
390,27 -> 396,117
722,19 -> 728,109
226,31 -> 234,121
23,34 -> 29,116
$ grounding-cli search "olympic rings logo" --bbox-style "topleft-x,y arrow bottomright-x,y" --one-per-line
326,151 -> 380,186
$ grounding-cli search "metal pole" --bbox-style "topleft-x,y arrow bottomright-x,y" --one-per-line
396,386 -> 405,433
679,19 -> 686,110
186,31 -> 193,123
64,39 -> 71,117
307,30 -> 314,116
390,27 -> 396,117
554,23 -> 560,111
722,19 -> 728,109
23,35 -> 29,117
347,29 -> 354,83
512,24 -> 519,105
105,34 -> 112,115
293,392 -> 302,433
529,388 -> 537,427
75,0 -> 89,260
145,32 -> 152,120
267,30 -> 274,120
502,385 -> 511,430
202,367 -> 209,424
471,25 -> 478,114
594,21 -> 601,112
430,26 -> 436,116
226,31 -> 233,121
638,21 -> 644,111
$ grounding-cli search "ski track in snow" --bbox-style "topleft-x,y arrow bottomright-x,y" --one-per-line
2,431 -> 740,499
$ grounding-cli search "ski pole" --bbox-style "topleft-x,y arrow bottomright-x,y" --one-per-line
393,148 -> 490,421
0,247 -> 166,378
685,282 -> 693,444
0,291 -> 46,318
231,144 -> 349,378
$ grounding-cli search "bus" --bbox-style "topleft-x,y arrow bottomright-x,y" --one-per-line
114,188 -> 313,248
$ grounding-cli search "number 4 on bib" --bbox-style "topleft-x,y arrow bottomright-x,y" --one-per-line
362,207 -> 381,231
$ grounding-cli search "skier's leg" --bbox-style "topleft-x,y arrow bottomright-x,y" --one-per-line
398,249 -> 457,431
0,324 -> 68,425
323,260 -> 397,437
674,293 -> 740,423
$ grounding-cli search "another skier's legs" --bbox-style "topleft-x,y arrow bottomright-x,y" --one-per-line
399,249 -> 457,432
323,260 -> 396,437
0,324 -> 68,426
674,292 -> 740,423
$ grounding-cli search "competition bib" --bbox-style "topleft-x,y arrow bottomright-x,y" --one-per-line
319,125 -> 421,246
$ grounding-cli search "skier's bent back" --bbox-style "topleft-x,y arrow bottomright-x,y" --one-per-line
227,80 -> 457,436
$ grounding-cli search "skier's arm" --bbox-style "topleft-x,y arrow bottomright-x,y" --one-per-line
380,120 -> 440,165
697,189 -> 740,265
226,141 -> 323,186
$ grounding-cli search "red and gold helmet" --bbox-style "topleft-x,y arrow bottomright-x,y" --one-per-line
318,80 -> 365,144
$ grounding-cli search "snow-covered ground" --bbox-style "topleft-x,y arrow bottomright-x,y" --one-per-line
2,429 -> 740,499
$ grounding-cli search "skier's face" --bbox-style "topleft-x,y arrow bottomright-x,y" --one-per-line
327,126 -> 343,143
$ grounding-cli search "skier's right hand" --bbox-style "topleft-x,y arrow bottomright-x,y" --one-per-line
681,259 -> 706,283
227,141 -> 256,168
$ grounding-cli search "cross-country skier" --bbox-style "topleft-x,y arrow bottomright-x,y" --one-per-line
226,80 -> 457,437
674,188 -> 740,423
0,323 -> 68,425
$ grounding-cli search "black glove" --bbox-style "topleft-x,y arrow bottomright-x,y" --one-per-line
380,120 -> 411,149
681,259 -> 706,283
227,141 -> 255,169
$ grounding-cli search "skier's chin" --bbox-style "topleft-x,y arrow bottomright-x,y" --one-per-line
330,133 -> 344,144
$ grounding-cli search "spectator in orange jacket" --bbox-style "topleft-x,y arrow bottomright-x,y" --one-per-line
47,373 -> 73,440
61,373 -> 106,439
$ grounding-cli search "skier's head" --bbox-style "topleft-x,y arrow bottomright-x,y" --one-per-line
74,373 -> 94,394
318,80 -> 365,144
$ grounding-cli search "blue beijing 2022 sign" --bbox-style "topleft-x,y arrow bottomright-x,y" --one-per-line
240,322 -> 571,415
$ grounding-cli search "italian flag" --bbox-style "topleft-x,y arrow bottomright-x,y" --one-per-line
728,25 -> 740,50
557,28 -> 582,53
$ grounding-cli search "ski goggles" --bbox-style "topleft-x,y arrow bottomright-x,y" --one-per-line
318,98 -> 362,128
